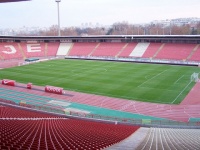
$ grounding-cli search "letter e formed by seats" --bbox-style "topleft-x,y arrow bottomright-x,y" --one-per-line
2,45 -> 16,54
27,44 -> 41,52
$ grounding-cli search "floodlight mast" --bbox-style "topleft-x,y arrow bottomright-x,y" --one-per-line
55,0 -> 61,36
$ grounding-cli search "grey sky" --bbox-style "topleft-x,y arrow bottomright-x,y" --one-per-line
0,0 -> 200,29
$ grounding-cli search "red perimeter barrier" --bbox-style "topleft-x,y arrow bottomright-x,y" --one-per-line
27,83 -> 32,89
1,79 -> 15,86
45,85 -> 63,95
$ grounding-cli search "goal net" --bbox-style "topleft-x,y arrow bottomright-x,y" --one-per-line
191,72 -> 199,82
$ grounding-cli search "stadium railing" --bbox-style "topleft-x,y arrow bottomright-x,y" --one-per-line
69,111 -> 200,128
1,98 -> 200,128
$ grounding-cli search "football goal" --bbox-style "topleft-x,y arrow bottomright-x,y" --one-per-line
191,72 -> 199,82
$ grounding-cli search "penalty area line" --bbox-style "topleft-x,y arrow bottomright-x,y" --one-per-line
174,75 -> 184,84
138,70 -> 168,88
171,81 -> 192,104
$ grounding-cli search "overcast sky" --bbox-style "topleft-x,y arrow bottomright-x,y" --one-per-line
0,0 -> 200,29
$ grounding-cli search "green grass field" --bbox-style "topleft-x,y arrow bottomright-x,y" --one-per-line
1,59 -> 200,104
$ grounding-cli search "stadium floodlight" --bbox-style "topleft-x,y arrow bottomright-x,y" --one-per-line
55,0 -> 61,36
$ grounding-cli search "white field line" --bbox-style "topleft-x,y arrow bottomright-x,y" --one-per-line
138,86 -> 173,92
119,101 -> 135,111
138,70 -> 168,88
171,81 -> 192,104
174,75 -> 184,84
71,68 -> 107,76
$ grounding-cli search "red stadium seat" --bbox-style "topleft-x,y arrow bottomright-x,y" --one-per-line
0,105 -> 140,149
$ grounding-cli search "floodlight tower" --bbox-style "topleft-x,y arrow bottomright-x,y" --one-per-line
55,0 -> 61,36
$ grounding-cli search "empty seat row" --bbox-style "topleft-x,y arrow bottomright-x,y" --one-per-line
0,105 -> 60,118
0,115 -> 140,150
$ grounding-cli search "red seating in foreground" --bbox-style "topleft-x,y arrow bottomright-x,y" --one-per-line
0,105 -> 59,118
0,105 -> 140,150
0,119 -> 139,150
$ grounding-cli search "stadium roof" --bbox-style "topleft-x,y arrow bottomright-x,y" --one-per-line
0,0 -> 30,2
1,35 -> 200,44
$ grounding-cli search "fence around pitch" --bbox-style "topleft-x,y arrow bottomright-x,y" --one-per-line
69,111 -> 200,127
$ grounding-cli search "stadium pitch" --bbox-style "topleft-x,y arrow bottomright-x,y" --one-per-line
1,59 -> 199,104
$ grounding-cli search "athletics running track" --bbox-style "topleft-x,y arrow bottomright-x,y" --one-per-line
0,81 -> 200,122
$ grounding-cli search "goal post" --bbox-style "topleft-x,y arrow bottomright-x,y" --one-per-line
191,72 -> 199,82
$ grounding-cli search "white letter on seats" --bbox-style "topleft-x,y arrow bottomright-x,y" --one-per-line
2,45 -> 16,54
27,44 -> 41,52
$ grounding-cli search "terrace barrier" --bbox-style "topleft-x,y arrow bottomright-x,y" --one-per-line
69,111 -> 200,128
1,98 -> 200,128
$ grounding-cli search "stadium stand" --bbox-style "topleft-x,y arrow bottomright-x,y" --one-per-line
129,43 -> 150,57
91,43 -> 125,57
0,42 -> 23,60
1,41 -> 200,62
0,105 -> 140,150
0,105 -> 60,118
142,43 -> 163,58
46,42 -> 60,56
155,43 -> 196,60
0,42 -> 59,60
68,42 -> 98,56
189,44 -> 200,61
20,42 -> 46,58
56,43 -> 73,56
0,105 -> 199,150
118,43 -> 138,57
136,127 -> 200,150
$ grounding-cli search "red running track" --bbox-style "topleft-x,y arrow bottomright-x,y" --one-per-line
180,81 -> 200,105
